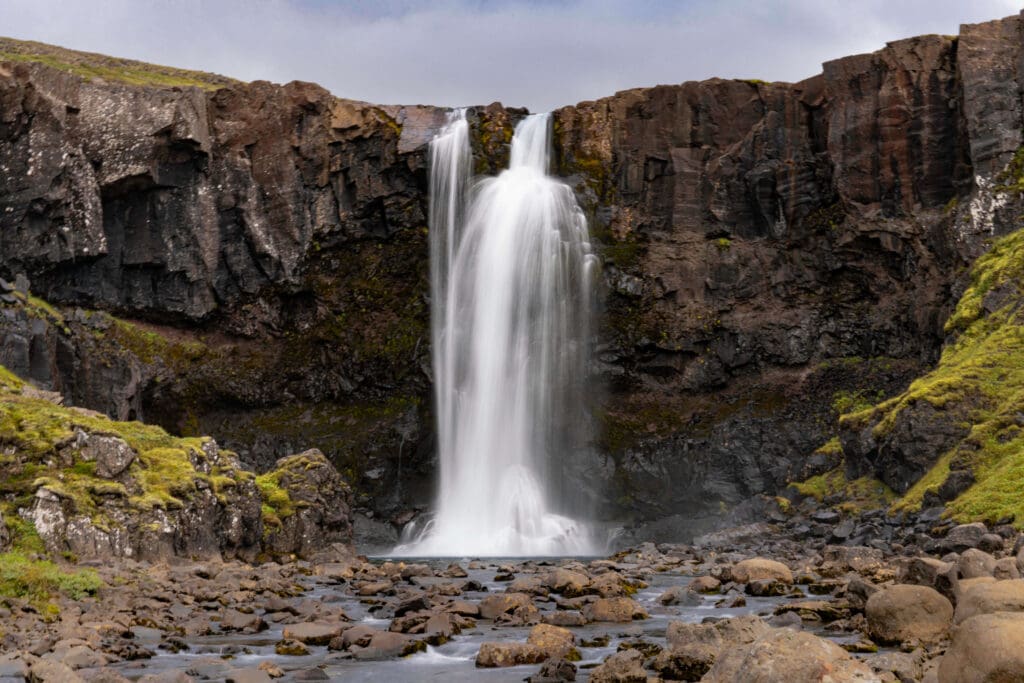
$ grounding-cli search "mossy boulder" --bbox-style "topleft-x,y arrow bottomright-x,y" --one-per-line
0,363 -> 353,561
258,449 -> 354,558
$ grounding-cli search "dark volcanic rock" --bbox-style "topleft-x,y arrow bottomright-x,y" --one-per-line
262,449 -> 354,557
3,14 -> 1024,532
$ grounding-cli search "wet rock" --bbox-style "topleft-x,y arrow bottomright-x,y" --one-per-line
226,669 -> 273,683
542,610 -> 586,627
47,642 -> 106,669
339,624 -> 376,649
528,657 -> 577,682
274,639 -> 309,656
479,593 -> 533,620
689,576 -> 720,593
543,569 -> 592,597
280,622 -> 345,645
350,631 -> 424,660
475,642 -> 546,668
588,649 -> 646,683
356,581 -> 392,596
658,585 -> 703,606
702,628 -> 876,682
445,600 -> 480,618
939,612 -> 1024,682
583,597 -> 647,623
746,579 -> 789,597
527,624 -> 577,659
423,612 -> 455,645
219,610 -> 266,634
29,658 -> 84,682
866,584 -> 953,645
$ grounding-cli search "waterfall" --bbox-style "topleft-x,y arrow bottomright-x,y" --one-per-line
396,110 -> 599,557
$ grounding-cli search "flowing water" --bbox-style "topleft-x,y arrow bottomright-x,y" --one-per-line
396,111 -> 600,556
108,558 -> 864,682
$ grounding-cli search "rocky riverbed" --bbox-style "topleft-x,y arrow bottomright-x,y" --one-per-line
2,508 -> 1023,683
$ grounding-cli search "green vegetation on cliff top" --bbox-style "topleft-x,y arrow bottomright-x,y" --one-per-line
840,226 -> 1024,524
0,36 -> 238,90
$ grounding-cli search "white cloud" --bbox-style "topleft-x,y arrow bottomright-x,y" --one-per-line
1,0 -> 1021,110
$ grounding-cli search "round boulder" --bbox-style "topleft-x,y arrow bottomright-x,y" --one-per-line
728,558 -> 793,585
957,548 -> 996,579
955,579 -> 1024,624
939,612 -> 1024,683
527,624 -> 577,660
866,584 -> 953,645
701,628 -> 876,682
583,597 -> 647,623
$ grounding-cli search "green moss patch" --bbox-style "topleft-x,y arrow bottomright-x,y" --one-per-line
0,360 -> 250,540
842,227 -> 1024,523
793,462 -> 895,515
0,551 -> 102,606
0,37 -> 237,90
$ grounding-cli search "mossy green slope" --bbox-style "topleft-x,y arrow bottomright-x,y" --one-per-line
839,226 -> 1024,523
0,36 -> 238,90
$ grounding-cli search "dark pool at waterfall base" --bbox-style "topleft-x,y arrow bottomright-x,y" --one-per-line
106,556 -> 869,682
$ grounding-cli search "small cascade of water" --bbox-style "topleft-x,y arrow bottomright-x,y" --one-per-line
395,110 -> 600,557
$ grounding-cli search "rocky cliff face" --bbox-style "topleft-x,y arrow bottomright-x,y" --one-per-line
2,16 -> 1024,540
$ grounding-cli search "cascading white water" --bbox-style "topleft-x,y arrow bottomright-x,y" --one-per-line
395,111 -> 600,557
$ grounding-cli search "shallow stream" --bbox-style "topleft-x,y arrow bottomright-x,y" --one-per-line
110,557 -> 862,682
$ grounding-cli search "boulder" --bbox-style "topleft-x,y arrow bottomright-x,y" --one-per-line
542,610 -> 586,627
957,548 -> 996,579
820,545 -> 884,576
220,610 -> 267,633
275,639 -> 309,656
476,642 -> 546,668
423,612 -> 455,645
583,597 -> 648,622
262,449 -> 354,557
702,628 -> 876,682
281,622 -> 345,645
655,615 -> 771,680
81,434 -> 136,479
528,658 -> 577,682
939,612 -> 1024,683
351,631 -> 423,660
479,593 -> 533,620
588,650 -> 647,683
939,523 -> 988,553
866,584 -> 952,644
994,557 -> 1021,580
728,558 -> 793,584
689,576 -> 721,593
527,624 -> 577,659
659,585 -> 703,606
955,579 -> 1024,624
543,569 -> 591,597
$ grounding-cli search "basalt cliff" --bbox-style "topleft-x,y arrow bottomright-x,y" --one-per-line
2,15 -> 1024,547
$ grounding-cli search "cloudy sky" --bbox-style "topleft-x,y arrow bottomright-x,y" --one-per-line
3,0 -> 1022,110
